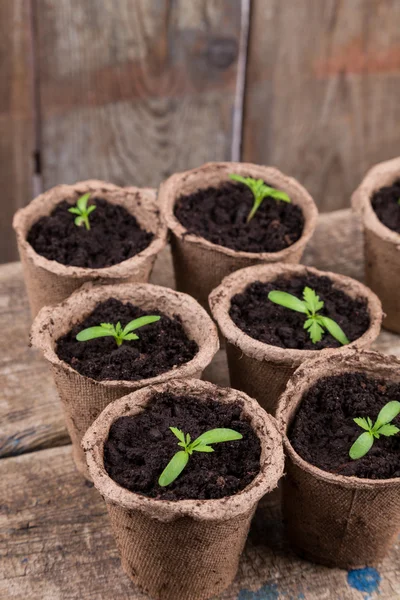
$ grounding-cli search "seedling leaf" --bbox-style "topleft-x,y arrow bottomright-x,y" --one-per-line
169,427 -> 185,443
268,291 -> 308,314
192,445 -> 214,452
349,431 -> 374,460
303,287 -> 324,314
76,326 -> 116,341
378,424 -> 400,436
195,428 -> 243,446
158,451 -> 189,487
375,400 -> 400,428
306,319 -> 324,343
319,316 -> 349,345
123,315 -> 161,334
353,417 -> 370,431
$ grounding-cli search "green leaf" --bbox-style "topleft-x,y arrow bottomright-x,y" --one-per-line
122,333 -> 139,341
349,431 -> 374,460
353,417 -> 371,431
123,315 -> 160,335
77,192 -> 91,212
158,451 -> 189,487
194,428 -> 243,446
76,326 -> 116,342
193,445 -> 214,452
68,207 -> 82,215
74,216 -> 85,227
229,173 -> 250,186
100,323 -> 115,331
307,320 -> 324,344
303,287 -> 324,314
169,427 -> 186,444
86,205 -> 96,215
268,291 -> 308,314
186,433 -> 191,446
377,424 -> 400,437
320,316 -> 349,346
268,188 -> 291,203
367,417 -> 373,429
375,401 -> 400,429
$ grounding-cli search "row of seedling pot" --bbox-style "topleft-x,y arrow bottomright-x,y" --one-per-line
14,158 -> 400,600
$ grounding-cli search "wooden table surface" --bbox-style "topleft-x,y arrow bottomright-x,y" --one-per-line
1,209 -> 399,600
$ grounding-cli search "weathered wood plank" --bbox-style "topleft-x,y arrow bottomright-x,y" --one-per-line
0,0 -> 35,263
1,209 -> 399,459
35,0 -> 242,190
1,445 -> 398,599
243,0 -> 400,212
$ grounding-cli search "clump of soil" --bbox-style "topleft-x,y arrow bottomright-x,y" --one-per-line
174,181 -> 304,253
27,198 -> 154,268
229,272 -> 370,350
371,178 -> 400,234
104,392 -> 261,500
56,298 -> 198,381
289,372 -> 400,479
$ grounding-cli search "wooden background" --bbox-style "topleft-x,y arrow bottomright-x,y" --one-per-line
2,0 -> 400,263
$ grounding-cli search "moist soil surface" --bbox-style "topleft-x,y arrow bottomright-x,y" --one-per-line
371,178 -> 400,234
289,372 -> 400,479
174,182 -> 304,253
229,272 -> 370,350
56,298 -> 198,381
104,392 -> 261,500
27,198 -> 154,268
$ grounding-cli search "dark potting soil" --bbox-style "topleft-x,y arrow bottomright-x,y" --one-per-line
174,182 -> 304,253
229,273 -> 370,350
289,372 -> 400,479
371,178 -> 400,234
56,298 -> 198,381
27,198 -> 154,268
104,392 -> 261,500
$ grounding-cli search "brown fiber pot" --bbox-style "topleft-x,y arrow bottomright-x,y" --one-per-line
13,179 -> 167,317
276,349 -> 400,568
352,157 -> 400,333
82,378 -> 285,600
30,283 -> 219,477
209,264 -> 383,416
159,162 -> 318,311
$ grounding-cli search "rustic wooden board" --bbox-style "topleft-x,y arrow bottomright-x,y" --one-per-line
0,0 -> 35,263
35,0 -> 242,190
1,209 -> 399,460
1,444 -> 399,600
243,0 -> 400,212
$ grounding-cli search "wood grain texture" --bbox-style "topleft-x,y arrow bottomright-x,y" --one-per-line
0,0 -> 34,263
35,0 -> 242,190
1,445 -> 398,600
1,209 -> 399,460
243,0 -> 400,212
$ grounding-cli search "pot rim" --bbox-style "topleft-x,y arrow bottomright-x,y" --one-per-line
277,348 -> 400,489
30,282 -> 219,389
209,263 -> 383,367
159,161 -> 319,260
82,378 -> 285,522
13,179 -> 167,279
351,156 -> 400,246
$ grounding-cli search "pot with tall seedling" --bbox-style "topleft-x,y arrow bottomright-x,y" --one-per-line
13,180 -> 167,317
209,263 -> 383,415
352,156 -> 400,333
159,162 -> 318,311
31,282 -> 219,477
82,378 -> 284,600
276,349 -> 400,568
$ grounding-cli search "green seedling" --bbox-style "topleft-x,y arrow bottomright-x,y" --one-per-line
229,174 -> 290,222
76,315 -> 160,347
349,400 -> 400,460
268,286 -> 349,345
68,192 -> 96,230
158,427 -> 243,487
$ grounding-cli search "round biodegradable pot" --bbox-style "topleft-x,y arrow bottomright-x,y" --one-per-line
82,378 -> 284,600
13,179 -> 167,317
276,349 -> 400,568
30,283 -> 219,477
209,263 -> 382,416
159,162 -> 318,311
352,156 -> 400,333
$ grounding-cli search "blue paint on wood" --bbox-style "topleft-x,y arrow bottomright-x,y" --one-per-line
347,567 -> 381,598
238,581 -> 279,599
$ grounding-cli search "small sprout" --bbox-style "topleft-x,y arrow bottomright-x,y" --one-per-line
76,315 -> 160,347
268,286 -> 349,345
229,173 -> 291,222
68,192 -> 96,230
349,401 -> 400,460
158,426 -> 243,487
